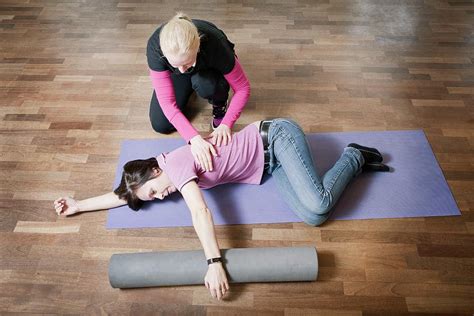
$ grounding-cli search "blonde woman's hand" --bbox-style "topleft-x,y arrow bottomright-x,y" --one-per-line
205,263 -> 229,300
54,197 -> 80,216
190,135 -> 217,172
209,124 -> 231,147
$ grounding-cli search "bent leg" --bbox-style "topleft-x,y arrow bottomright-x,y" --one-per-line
149,73 -> 193,134
267,119 -> 364,225
191,69 -> 229,105
272,165 -> 331,226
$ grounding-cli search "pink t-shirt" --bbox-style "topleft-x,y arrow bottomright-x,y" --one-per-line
156,124 -> 264,191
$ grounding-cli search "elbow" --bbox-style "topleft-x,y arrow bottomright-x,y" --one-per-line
234,84 -> 251,100
244,85 -> 251,99
242,81 -> 251,99
191,207 -> 212,224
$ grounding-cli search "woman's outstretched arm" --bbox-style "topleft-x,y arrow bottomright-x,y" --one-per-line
54,192 -> 127,216
180,180 -> 229,300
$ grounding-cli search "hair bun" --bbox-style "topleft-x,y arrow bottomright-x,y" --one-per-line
175,12 -> 191,22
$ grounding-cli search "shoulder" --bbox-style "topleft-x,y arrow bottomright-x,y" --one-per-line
193,20 -> 236,74
146,25 -> 167,71
147,24 -> 163,50
193,20 -> 224,35
162,147 -> 200,191
164,145 -> 194,164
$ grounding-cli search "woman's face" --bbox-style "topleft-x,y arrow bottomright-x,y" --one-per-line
166,50 -> 197,74
135,169 -> 177,201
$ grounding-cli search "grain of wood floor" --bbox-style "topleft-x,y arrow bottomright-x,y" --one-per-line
1,0 -> 473,315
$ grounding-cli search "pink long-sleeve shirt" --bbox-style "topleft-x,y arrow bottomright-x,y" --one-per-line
149,58 -> 250,142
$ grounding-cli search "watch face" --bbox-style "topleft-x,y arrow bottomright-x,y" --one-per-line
208,257 -> 222,264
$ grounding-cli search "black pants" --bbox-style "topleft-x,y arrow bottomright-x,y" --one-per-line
149,69 -> 230,134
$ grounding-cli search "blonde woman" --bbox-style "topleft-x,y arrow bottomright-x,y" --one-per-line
147,13 -> 250,173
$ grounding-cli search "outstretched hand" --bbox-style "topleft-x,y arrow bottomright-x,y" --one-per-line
54,197 -> 80,216
190,135 -> 217,172
209,124 -> 231,147
205,262 -> 229,300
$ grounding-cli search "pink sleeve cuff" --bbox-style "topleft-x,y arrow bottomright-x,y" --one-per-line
149,69 -> 198,142
222,58 -> 251,129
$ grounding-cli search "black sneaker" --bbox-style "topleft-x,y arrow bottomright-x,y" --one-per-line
348,143 -> 383,164
211,102 -> 227,130
362,162 -> 390,172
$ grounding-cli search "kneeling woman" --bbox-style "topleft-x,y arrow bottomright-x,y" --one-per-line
54,118 -> 388,300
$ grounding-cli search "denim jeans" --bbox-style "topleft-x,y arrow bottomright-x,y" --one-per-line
266,119 -> 364,226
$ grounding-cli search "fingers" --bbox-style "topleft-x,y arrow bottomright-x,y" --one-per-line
220,284 -> 226,298
210,134 -> 217,146
210,284 -> 229,300
54,200 -> 65,215
206,149 -> 213,171
201,153 -> 211,172
191,139 -> 216,172
54,205 -> 62,215
211,130 -> 232,147
205,280 -> 228,300
193,150 -> 209,172
208,143 -> 217,157
197,154 -> 206,171
223,131 -> 231,146
217,283 -> 228,300
210,285 -> 222,300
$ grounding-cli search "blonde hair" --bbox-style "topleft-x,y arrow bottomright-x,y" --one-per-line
160,12 -> 200,57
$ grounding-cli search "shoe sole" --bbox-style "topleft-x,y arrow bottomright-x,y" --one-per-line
362,163 -> 390,172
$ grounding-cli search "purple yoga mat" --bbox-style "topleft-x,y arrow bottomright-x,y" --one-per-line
106,130 -> 460,229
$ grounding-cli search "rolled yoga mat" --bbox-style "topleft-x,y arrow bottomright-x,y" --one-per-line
109,247 -> 318,288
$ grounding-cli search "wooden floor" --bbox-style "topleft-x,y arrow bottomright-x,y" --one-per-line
1,0 -> 473,314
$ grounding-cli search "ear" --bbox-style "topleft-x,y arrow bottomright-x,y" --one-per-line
152,168 -> 161,177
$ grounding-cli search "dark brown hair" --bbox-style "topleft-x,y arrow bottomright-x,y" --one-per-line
113,157 -> 160,211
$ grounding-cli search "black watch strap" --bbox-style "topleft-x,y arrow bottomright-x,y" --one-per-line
207,257 -> 223,265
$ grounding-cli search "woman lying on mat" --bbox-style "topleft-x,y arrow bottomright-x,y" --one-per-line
54,118 -> 389,300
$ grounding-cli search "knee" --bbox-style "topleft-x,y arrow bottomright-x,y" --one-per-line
150,120 -> 176,134
297,199 -> 332,226
302,215 -> 329,227
297,203 -> 331,226
191,74 -> 217,99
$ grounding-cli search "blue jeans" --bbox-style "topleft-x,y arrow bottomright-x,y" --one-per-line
266,119 -> 364,226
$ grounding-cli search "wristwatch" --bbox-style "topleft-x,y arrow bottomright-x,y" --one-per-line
207,257 -> 223,265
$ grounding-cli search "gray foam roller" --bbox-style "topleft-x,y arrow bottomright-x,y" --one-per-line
109,247 -> 318,288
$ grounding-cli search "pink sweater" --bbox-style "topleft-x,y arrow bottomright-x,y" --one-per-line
149,58 -> 250,142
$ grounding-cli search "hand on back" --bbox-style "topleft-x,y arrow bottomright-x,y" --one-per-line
209,124 -> 232,147
190,135 -> 217,172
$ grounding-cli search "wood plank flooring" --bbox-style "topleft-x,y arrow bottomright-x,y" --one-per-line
1,0 -> 473,314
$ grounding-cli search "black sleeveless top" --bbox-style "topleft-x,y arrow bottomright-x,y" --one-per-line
146,19 -> 235,75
